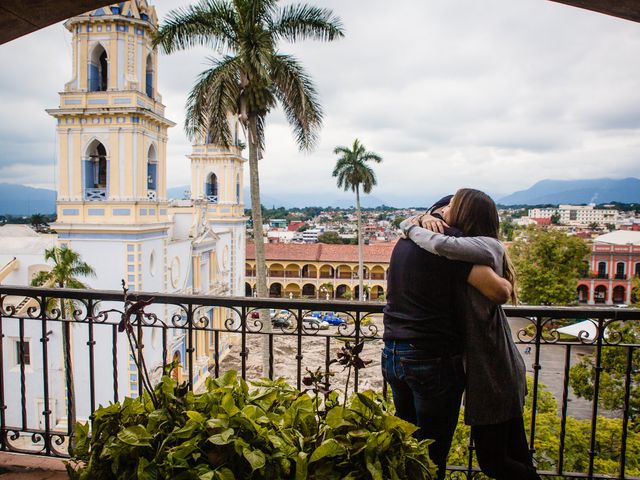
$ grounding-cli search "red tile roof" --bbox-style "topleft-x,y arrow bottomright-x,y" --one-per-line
246,241 -> 396,264
531,218 -> 552,226
287,221 -> 305,232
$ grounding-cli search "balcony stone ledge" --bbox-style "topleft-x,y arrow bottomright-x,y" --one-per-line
0,452 -> 67,479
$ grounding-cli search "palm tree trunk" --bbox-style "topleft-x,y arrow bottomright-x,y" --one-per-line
247,115 -> 272,377
59,294 -> 76,451
356,186 -> 364,301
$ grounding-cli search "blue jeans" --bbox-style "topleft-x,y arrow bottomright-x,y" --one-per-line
382,340 -> 465,480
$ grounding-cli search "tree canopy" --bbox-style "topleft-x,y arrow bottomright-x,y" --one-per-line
317,231 -> 343,244
510,228 -> 590,305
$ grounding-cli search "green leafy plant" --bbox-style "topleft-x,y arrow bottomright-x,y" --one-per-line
67,372 -> 435,479
67,291 -> 435,479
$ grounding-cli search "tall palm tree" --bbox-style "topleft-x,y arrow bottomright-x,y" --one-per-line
31,246 -> 95,444
154,0 -> 343,375
154,1 -> 342,296
332,139 -> 382,301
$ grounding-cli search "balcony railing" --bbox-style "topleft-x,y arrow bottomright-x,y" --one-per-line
84,188 -> 106,201
250,272 -> 385,282
1,285 -> 639,479
616,274 -> 628,280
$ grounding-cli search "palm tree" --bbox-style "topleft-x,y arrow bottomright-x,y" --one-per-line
31,246 -> 95,444
154,1 -> 342,297
154,0 -> 343,375
332,139 -> 382,301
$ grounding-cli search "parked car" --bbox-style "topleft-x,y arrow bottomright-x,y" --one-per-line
302,315 -> 329,329
321,312 -> 347,326
272,310 -> 293,328
273,316 -> 292,328
308,311 -> 346,326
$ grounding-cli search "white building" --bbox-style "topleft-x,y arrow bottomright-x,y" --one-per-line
528,204 -> 619,226
302,227 -> 326,243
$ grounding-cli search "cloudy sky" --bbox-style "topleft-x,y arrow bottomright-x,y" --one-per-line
1,0 -> 640,206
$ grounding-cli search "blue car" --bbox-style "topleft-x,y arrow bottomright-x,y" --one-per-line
310,311 -> 346,326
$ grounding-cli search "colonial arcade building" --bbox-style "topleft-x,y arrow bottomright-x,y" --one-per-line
577,231 -> 640,304
245,242 -> 394,301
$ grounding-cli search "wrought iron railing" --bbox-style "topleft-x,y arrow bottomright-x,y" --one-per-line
0,285 -> 639,479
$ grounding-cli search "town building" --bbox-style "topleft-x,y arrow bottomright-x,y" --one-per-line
529,204 -> 618,226
301,227 -> 325,243
245,242 -> 395,300
577,230 -> 640,304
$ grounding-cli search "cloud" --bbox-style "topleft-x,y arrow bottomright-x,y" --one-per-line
1,0 -> 640,204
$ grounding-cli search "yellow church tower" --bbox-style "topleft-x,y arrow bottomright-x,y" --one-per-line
47,1 -> 174,233
184,119 -> 247,297
46,1 -> 175,292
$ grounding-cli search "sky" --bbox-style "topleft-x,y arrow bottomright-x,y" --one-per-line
1,0 -> 640,207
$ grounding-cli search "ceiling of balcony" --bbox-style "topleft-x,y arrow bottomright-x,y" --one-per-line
0,0 -> 639,46
549,0 -> 640,23
0,1 -> 113,45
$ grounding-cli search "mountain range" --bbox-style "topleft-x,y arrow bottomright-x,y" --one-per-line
0,183 -> 57,216
1,177 -> 639,215
496,178 -> 640,205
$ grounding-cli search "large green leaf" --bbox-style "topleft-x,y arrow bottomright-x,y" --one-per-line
117,425 -> 152,446
187,410 -> 207,424
136,457 -> 158,480
384,415 -> 418,436
365,454 -> 384,480
222,370 -> 237,386
222,392 -> 241,416
325,406 -> 354,430
309,438 -> 346,463
242,446 -> 266,471
294,451 -> 308,480
208,428 -> 235,445
214,468 -> 236,480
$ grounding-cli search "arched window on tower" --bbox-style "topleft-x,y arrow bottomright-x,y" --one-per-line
147,144 -> 157,200
84,140 -> 108,200
236,174 -> 240,204
205,173 -> 218,203
89,45 -> 108,92
145,54 -> 154,98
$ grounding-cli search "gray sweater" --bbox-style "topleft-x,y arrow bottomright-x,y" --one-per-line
400,219 -> 527,425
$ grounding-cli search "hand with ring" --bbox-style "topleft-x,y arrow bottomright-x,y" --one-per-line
419,213 -> 448,233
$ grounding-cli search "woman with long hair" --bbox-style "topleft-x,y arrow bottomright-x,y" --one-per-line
401,188 -> 540,480
383,195 -> 512,480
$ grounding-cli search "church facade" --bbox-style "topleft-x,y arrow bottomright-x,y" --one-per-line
0,0 -> 246,432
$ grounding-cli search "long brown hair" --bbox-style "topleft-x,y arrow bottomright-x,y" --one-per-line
449,188 -> 518,304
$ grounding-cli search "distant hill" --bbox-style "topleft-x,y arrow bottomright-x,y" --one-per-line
498,178 -> 640,206
167,185 -> 391,209
3,177 -> 639,214
0,183 -> 56,216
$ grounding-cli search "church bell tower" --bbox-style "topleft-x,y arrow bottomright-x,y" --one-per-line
46,1 -> 175,292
